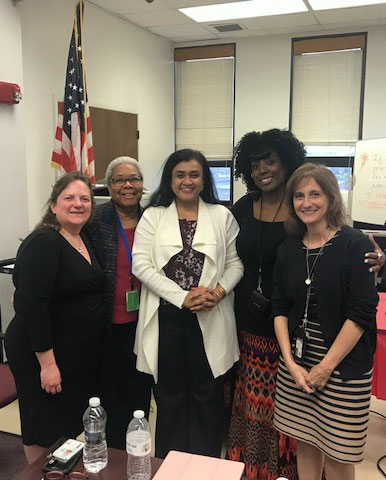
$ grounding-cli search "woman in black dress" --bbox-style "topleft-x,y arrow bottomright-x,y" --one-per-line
5,172 -> 105,464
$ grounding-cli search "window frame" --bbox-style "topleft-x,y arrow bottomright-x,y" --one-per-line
174,44 -> 236,206
289,32 -> 368,143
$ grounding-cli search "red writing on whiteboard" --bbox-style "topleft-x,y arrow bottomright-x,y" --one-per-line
358,199 -> 386,208
360,152 -> 369,170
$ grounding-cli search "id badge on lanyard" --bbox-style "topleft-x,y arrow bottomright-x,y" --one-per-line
116,213 -> 140,313
292,285 -> 311,365
293,324 -> 309,365
126,277 -> 139,312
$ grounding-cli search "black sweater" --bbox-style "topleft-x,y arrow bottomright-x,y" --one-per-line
271,225 -> 378,381
84,201 -> 143,325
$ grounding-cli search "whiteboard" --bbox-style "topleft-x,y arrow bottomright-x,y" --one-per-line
351,138 -> 386,226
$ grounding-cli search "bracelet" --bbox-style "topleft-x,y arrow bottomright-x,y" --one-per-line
213,284 -> 226,301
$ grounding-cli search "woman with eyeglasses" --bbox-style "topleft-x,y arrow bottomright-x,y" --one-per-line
132,149 -> 243,458
85,157 -> 152,451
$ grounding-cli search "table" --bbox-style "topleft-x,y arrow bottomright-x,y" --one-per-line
15,445 -> 248,480
14,445 -> 163,480
372,292 -> 386,400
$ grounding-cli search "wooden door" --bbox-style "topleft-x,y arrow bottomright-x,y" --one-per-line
90,107 -> 138,181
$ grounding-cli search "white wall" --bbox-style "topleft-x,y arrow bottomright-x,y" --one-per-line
0,0 -> 29,332
18,0 -> 175,228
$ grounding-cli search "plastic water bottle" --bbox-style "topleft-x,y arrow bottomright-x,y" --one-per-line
82,397 -> 108,473
126,410 -> 151,480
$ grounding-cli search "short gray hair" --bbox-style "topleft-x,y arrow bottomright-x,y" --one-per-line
105,156 -> 143,185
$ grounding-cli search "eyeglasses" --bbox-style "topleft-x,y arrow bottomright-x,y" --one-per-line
43,471 -> 87,480
44,471 -> 87,480
110,176 -> 143,186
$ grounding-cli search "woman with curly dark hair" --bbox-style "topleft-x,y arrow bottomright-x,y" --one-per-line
226,129 -> 383,480
226,129 -> 304,480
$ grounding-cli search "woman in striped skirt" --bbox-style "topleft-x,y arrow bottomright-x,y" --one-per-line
271,163 -> 379,480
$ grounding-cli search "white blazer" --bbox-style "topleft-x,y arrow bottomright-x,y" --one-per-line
132,198 -> 244,382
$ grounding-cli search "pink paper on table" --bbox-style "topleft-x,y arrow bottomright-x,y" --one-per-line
153,450 -> 245,480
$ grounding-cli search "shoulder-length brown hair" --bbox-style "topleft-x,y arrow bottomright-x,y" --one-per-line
35,171 -> 95,231
285,162 -> 347,236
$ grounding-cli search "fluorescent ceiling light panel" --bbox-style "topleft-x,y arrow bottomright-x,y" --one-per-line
309,0 -> 386,10
179,0 -> 308,23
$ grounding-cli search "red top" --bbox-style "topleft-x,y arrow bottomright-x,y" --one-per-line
112,227 -> 141,324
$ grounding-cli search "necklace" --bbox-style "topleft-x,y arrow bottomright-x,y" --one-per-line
305,246 -> 324,285
61,230 -> 83,253
304,231 -> 334,285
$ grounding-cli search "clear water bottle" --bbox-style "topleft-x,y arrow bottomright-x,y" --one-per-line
126,410 -> 151,480
82,397 -> 108,473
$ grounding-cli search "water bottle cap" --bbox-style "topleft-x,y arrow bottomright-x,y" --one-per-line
133,410 -> 145,419
89,397 -> 100,407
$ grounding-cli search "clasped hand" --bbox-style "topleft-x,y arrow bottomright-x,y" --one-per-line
183,286 -> 220,312
288,361 -> 332,394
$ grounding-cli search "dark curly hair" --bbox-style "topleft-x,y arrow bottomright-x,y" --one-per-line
234,129 -> 306,194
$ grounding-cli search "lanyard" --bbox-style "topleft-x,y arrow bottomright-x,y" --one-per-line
116,214 -> 133,276
301,285 -> 312,330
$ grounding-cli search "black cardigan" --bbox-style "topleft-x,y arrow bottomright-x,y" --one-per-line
84,201 -> 143,325
271,225 -> 378,381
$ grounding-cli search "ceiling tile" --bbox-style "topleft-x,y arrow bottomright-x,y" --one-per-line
318,18 -> 383,28
165,0 -> 244,7
267,24 -> 323,34
256,12 -> 318,28
314,5 -> 382,23
91,0 -> 171,15
124,9 -> 191,27
200,17 -> 266,31
170,33 -> 221,42
148,23 -> 213,37
216,28 -> 269,37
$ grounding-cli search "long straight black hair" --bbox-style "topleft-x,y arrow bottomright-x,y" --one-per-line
148,149 -> 219,207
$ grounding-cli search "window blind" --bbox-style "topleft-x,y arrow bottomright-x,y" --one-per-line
291,45 -> 363,145
175,57 -> 234,160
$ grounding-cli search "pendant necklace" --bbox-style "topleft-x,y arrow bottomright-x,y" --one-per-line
305,246 -> 324,285
62,230 -> 83,253
305,232 -> 333,285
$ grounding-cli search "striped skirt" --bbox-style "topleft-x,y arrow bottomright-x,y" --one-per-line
274,319 -> 372,464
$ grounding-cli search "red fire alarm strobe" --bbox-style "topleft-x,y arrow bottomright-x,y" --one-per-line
0,81 -> 22,104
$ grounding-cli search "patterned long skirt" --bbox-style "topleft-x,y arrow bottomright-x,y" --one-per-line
227,330 -> 298,480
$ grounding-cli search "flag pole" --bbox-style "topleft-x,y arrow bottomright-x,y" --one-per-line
78,0 -> 90,177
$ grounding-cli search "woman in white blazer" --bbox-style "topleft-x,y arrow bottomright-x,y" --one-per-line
132,149 -> 243,458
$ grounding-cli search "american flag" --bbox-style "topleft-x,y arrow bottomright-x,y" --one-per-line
51,0 -> 95,181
